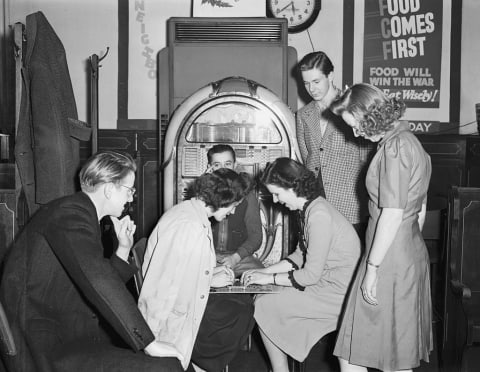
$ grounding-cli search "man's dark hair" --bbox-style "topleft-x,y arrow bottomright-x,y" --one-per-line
207,144 -> 236,164
298,51 -> 334,76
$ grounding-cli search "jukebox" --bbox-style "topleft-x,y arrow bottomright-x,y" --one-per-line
162,76 -> 300,265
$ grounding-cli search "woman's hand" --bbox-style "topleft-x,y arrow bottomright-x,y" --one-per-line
241,269 -> 271,286
111,215 -> 136,261
210,265 -> 235,288
361,265 -> 378,305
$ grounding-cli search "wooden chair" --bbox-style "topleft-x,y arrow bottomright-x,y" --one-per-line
441,187 -> 480,371
0,298 -> 31,372
422,208 -> 445,317
0,300 -> 17,369
129,237 -> 147,295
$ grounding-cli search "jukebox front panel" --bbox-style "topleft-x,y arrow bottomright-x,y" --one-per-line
178,144 -> 289,200
163,77 -> 299,265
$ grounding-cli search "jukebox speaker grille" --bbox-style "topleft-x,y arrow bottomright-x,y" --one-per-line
173,20 -> 284,43
182,147 -> 206,177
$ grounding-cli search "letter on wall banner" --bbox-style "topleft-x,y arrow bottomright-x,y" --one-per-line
363,0 -> 442,108
128,0 -> 190,119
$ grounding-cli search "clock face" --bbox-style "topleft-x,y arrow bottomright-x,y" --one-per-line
267,0 -> 321,33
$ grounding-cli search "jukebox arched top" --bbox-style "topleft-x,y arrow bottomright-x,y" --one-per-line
163,76 -> 300,211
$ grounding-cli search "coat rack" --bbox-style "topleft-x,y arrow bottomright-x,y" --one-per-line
89,47 -> 109,155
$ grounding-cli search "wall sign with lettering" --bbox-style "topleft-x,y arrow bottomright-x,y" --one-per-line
363,0 -> 443,109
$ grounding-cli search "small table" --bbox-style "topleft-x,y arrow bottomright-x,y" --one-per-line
210,282 -> 281,294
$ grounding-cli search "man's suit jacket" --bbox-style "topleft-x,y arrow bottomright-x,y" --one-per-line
0,192 -> 155,372
296,101 -> 373,224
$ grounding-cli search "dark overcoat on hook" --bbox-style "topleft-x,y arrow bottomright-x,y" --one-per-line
15,11 -> 90,216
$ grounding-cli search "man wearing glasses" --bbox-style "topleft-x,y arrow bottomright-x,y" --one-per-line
0,151 -> 188,372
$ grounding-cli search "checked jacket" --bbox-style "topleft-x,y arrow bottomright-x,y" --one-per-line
296,100 -> 374,224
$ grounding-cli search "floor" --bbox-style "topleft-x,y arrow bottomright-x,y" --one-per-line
226,322 -> 442,372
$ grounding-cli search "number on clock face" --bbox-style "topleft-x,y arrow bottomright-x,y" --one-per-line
271,0 -> 316,28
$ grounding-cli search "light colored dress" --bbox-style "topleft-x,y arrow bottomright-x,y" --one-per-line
254,197 -> 361,362
334,121 -> 433,370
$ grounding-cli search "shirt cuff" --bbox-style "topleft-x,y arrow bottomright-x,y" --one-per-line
288,270 -> 305,291
285,258 -> 299,270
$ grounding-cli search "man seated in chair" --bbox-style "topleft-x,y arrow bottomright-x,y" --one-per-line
0,151 -> 188,372
206,144 -> 264,277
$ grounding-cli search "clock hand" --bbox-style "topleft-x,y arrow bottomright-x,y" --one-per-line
278,1 -> 294,14
291,2 -> 300,15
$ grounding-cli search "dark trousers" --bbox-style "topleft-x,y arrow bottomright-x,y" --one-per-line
52,339 -> 191,372
192,294 -> 255,372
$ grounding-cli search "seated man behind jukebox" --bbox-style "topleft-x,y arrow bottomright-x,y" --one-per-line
206,144 -> 264,276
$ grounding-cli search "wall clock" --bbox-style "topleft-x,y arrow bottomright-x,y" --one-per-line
266,0 -> 322,33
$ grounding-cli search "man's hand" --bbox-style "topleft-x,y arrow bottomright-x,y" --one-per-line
217,253 -> 241,268
111,215 -> 136,261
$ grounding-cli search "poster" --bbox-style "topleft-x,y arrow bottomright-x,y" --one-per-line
363,0 -> 443,109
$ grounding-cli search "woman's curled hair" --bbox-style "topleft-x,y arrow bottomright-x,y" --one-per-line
330,83 -> 406,137
260,158 -> 321,200
193,168 -> 254,211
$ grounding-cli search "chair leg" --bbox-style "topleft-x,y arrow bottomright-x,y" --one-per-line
289,357 -> 306,372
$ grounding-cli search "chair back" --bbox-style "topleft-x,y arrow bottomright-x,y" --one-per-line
442,187 -> 480,371
0,300 -> 16,357
423,209 -> 442,240
130,237 -> 147,295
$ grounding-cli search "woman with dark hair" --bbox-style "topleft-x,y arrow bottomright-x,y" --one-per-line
139,168 -> 255,371
242,158 -> 361,372
330,83 -> 432,372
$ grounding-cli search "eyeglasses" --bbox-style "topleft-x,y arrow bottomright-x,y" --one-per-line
119,184 -> 136,197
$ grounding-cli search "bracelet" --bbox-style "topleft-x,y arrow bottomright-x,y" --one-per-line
367,260 -> 380,268
273,273 -> 277,285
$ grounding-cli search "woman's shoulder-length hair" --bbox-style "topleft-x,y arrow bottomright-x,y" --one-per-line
260,157 -> 321,200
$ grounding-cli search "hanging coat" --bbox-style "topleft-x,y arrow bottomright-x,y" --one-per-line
15,11 -> 90,216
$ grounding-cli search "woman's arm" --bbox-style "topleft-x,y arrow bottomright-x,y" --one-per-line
242,205 -> 333,287
240,259 -> 295,286
418,202 -> 427,231
362,207 -> 403,305
367,207 -> 404,266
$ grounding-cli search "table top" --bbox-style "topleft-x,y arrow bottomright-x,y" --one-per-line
210,281 -> 281,294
